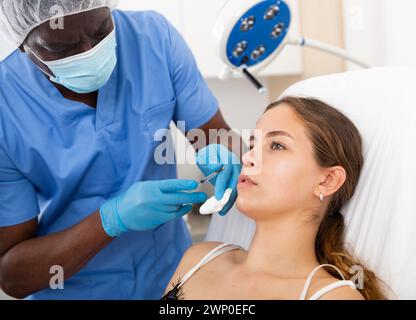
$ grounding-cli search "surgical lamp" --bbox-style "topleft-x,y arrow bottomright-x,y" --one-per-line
212,0 -> 370,94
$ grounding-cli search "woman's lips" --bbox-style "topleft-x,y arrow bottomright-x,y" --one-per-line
238,174 -> 258,187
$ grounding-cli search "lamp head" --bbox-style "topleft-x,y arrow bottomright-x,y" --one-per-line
213,0 -> 292,74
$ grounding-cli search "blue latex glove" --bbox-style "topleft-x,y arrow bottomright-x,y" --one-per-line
196,144 -> 242,216
100,179 -> 207,237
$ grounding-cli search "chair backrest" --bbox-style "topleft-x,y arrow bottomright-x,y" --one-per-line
281,67 -> 416,299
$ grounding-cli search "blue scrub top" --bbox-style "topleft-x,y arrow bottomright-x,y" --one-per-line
0,10 -> 218,299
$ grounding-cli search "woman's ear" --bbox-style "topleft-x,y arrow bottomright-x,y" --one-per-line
315,166 -> 346,199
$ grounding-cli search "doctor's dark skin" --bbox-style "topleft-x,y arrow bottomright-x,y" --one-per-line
0,9 -> 234,299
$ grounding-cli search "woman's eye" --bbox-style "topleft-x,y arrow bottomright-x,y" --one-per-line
271,142 -> 285,151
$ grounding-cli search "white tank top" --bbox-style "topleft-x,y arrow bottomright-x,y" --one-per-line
175,243 -> 356,300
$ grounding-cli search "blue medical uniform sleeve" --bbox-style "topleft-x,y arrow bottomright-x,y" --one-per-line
0,146 -> 39,227
165,18 -> 219,132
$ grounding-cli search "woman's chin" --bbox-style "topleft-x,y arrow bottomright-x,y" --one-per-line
236,195 -> 259,217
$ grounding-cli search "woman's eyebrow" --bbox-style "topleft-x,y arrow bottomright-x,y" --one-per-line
265,130 -> 295,140
249,130 -> 295,143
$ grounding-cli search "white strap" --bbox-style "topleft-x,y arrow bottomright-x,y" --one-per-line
299,264 -> 347,300
178,243 -> 244,288
308,280 -> 356,300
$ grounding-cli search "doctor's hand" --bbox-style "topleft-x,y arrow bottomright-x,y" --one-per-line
99,180 -> 207,237
196,144 -> 242,216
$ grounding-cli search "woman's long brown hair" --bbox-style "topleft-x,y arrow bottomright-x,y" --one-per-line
266,96 -> 386,300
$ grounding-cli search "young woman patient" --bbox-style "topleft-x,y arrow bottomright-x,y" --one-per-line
162,96 -> 386,300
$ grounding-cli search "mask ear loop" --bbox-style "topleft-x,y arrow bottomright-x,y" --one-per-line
23,42 -> 55,78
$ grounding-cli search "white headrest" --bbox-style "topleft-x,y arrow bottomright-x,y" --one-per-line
281,67 -> 416,299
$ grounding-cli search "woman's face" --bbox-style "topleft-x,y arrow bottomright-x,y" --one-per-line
236,104 -> 325,221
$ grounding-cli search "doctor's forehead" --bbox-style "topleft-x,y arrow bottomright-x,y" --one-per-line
26,7 -> 112,45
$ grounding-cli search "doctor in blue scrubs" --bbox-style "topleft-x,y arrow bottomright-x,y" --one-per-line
0,0 -> 241,299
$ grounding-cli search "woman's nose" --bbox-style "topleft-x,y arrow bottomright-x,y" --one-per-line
242,148 -> 257,168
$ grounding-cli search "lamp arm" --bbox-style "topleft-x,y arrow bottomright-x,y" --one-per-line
286,35 -> 371,69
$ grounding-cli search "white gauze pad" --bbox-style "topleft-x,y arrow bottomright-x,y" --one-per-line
199,188 -> 233,215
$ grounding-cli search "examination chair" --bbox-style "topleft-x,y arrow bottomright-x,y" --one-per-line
206,67 -> 416,299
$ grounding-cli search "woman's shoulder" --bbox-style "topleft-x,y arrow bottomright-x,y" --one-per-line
307,276 -> 365,300
180,241 -> 226,269
317,281 -> 365,300
163,242 -> 225,295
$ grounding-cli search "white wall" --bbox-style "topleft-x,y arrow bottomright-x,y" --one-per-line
0,29 -> 14,61
343,0 -> 416,68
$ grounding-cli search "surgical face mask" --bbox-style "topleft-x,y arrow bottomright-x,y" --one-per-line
26,29 -> 117,94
